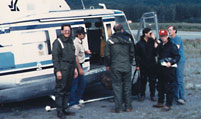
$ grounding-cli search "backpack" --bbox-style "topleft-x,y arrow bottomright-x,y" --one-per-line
131,69 -> 141,96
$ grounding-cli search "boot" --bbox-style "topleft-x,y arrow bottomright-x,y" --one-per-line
57,111 -> 65,119
63,109 -> 75,116
153,103 -> 164,108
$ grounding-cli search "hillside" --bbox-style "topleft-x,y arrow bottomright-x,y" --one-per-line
66,0 -> 201,23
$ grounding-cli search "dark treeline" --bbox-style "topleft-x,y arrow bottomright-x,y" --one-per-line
66,0 -> 201,23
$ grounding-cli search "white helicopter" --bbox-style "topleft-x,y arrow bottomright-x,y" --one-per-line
0,0 -> 138,103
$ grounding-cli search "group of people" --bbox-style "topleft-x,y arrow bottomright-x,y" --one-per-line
135,26 -> 186,111
104,24 -> 186,113
51,23 -> 185,119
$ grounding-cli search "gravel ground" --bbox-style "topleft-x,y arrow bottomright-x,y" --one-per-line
1,39 -> 201,119
0,88 -> 201,119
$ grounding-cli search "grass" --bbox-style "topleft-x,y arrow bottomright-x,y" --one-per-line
129,23 -> 201,32
183,39 -> 201,58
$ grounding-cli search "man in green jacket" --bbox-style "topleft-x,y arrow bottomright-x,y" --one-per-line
52,24 -> 78,119
104,24 -> 134,113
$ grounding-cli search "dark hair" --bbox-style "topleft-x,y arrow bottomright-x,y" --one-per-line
140,28 -> 152,40
61,24 -> 71,30
169,25 -> 177,33
113,24 -> 124,32
76,27 -> 85,37
142,28 -> 152,36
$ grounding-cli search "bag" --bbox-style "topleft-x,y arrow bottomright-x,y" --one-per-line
101,71 -> 112,90
131,69 -> 141,96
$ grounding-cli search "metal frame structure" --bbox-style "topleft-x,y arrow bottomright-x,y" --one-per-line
136,12 -> 159,41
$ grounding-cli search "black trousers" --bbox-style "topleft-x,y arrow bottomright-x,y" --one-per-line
55,64 -> 74,112
157,66 -> 176,107
140,67 -> 157,97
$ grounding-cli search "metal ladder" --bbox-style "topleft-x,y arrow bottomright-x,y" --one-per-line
135,12 -> 159,41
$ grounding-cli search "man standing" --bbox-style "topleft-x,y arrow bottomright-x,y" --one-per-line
69,27 -> 91,110
168,26 -> 186,105
153,30 -> 180,111
52,24 -> 78,119
135,28 -> 157,101
104,24 -> 134,113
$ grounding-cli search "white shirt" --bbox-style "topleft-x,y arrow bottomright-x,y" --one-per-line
74,37 -> 86,63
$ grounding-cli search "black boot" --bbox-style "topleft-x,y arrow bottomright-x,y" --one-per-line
57,111 -> 65,119
63,109 -> 75,116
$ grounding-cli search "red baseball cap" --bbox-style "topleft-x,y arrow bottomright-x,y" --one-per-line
159,30 -> 168,37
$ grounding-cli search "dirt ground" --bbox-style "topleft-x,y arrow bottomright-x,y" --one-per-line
0,39 -> 201,119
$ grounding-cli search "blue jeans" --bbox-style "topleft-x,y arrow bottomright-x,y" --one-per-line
69,74 -> 86,106
174,61 -> 185,101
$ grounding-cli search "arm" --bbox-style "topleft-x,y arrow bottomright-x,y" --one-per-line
73,42 -> 78,78
154,39 -> 162,56
169,44 -> 180,65
135,43 -> 141,70
76,56 -> 84,75
104,41 -> 111,71
129,41 -> 135,64
52,40 -> 62,79
74,41 -> 84,75
173,37 -> 182,49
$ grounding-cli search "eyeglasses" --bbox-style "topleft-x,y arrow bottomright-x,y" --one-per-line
63,30 -> 71,33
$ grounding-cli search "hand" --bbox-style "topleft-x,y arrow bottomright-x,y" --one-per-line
154,42 -> 158,48
156,39 -> 161,44
136,66 -> 140,70
166,62 -> 171,67
79,68 -> 84,75
106,67 -> 110,71
74,68 -> 78,78
151,34 -> 155,40
86,50 -> 92,55
56,71 -> 62,80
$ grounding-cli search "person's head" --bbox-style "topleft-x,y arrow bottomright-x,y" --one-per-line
168,26 -> 177,37
142,28 -> 152,39
159,29 -> 169,43
76,27 -> 86,40
113,24 -> 124,33
61,24 -> 71,38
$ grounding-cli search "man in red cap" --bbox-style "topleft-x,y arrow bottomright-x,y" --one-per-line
153,30 -> 180,111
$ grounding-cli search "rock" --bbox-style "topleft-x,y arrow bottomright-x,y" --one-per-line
194,84 -> 201,90
185,83 -> 194,90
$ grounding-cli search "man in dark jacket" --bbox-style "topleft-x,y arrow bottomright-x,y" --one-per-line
135,28 -> 157,101
104,24 -> 134,113
153,30 -> 180,111
52,24 -> 78,119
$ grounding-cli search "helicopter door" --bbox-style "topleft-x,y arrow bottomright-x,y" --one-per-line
20,30 -> 51,69
84,18 -> 105,70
